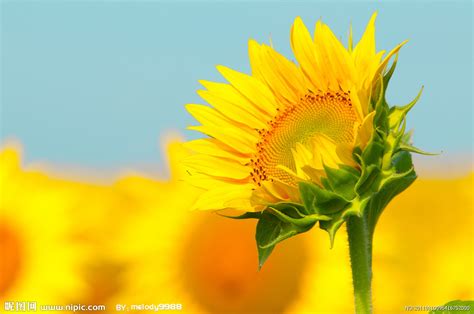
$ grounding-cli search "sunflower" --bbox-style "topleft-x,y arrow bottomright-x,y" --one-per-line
105,139 -> 349,314
183,12 -> 406,212
67,181 -> 136,307
0,144 -> 85,309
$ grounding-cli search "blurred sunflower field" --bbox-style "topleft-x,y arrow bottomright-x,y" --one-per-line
0,140 -> 472,313
1,2 -> 473,314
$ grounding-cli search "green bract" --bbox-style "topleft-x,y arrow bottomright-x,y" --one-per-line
227,57 -> 428,268
429,300 -> 474,314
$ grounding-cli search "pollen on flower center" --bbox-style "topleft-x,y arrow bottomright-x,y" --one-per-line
0,218 -> 23,296
250,90 -> 357,186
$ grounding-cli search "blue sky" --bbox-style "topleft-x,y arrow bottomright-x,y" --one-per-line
1,1 -> 472,173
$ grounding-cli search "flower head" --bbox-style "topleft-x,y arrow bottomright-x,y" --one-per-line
0,144 -> 85,304
184,13 -> 405,212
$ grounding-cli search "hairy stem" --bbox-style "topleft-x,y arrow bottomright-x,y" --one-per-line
347,212 -> 373,314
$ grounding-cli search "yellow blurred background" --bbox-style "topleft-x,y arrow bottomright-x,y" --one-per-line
0,140 -> 472,314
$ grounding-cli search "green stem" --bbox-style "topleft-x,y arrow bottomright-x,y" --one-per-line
347,212 -> 373,314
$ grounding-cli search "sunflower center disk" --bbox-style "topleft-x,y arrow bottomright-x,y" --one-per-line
250,91 -> 357,186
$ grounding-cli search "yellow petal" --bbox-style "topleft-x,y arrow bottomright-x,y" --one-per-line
182,172 -> 226,190
348,23 -> 354,53
291,17 -> 324,89
362,50 -> 385,92
350,86 -> 366,120
199,80 -> 273,120
336,143 -> 357,167
356,111 -> 376,149
301,165 -> 325,185
182,155 -> 250,180
310,133 -> 341,168
272,178 -> 301,202
183,139 -> 249,164
251,186 -> 279,206
291,142 -> 313,178
262,45 -> 307,96
261,180 -> 290,201
376,40 -> 408,76
186,103 -> 260,141
249,40 -> 305,104
314,21 -> 355,90
197,88 -> 268,129
191,183 -> 255,211
248,39 -> 265,82
217,65 -> 278,116
353,12 -> 377,68
188,125 -> 255,156
186,104 -> 245,130
277,164 -> 305,181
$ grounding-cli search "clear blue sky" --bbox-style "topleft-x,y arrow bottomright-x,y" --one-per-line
1,1 -> 472,171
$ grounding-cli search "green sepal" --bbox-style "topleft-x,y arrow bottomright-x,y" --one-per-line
258,207 -> 329,249
319,197 -> 370,248
398,143 -> 439,156
255,203 -> 331,269
299,182 -> 351,215
382,53 -> 399,93
373,97 -> 389,133
268,202 -> 307,218
257,216 -> 304,250
255,211 -> 280,270
361,139 -> 385,168
298,182 -> 319,214
268,206 -> 331,227
372,76 -> 390,133
355,164 -> 381,197
401,129 -> 414,144
392,150 -> 415,173
397,129 -> 438,155
371,74 -> 385,112
340,164 -> 362,177
218,212 -> 262,219
323,164 -> 360,200
388,86 -> 424,131
320,177 -> 332,191
319,214 -> 345,248
352,147 -> 363,164
387,117 -> 407,153
428,300 -> 474,314
365,151 -> 417,235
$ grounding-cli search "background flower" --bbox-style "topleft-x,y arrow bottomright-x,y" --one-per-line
104,141 -> 315,313
0,140 -> 472,313
0,145 -> 86,307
